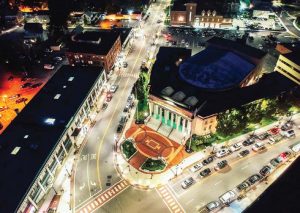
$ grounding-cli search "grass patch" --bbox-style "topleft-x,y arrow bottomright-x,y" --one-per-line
122,139 -> 136,159
141,158 -> 166,171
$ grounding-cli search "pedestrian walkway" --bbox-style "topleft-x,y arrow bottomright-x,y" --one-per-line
117,70 -> 139,79
156,186 -> 185,213
76,179 -> 129,213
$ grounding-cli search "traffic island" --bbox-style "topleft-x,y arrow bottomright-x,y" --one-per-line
121,139 -> 137,160
141,158 -> 166,172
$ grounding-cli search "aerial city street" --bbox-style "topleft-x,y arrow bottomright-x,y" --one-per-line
1,0 -> 300,213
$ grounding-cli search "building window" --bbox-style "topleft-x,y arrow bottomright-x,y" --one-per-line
74,55 -> 79,59
88,60 -> 93,65
205,121 -> 208,125
209,125 -> 212,130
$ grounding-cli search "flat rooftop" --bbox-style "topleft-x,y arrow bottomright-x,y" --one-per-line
150,46 -> 297,117
0,65 -> 103,212
68,30 -> 120,55
284,51 -> 300,65
179,47 -> 255,90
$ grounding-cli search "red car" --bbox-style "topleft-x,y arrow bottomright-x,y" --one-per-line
106,93 -> 112,102
16,98 -> 28,104
279,151 -> 291,161
268,127 -> 280,135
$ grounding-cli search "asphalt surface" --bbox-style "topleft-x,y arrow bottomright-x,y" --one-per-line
73,0 -> 170,210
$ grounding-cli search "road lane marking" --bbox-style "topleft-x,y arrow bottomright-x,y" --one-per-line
186,199 -> 194,205
76,179 -> 129,213
241,165 -> 249,170
214,180 -> 223,186
156,186 -> 185,213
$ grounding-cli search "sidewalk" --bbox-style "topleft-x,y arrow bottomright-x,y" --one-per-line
115,114 -> 300,188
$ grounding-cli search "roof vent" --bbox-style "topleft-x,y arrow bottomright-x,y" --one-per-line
172,91 -> 186,102
161,86 -> 174,96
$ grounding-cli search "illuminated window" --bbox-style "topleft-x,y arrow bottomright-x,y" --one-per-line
11,147 -> 21,155
45,118 -> 56,125
178,16 -> 184,22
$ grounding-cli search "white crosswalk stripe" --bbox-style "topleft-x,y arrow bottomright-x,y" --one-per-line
156,186 -> 185,213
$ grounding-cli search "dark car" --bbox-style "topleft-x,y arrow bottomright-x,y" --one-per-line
248,174 -> 262,185
281,122 -> 293,131
199,168 -> 211,178
101,103 -> 108,110
116,124 -> 124,133
214,160 -> 228,171
202,156 -> 214,165
237,181 -> 250,191
31,83 -> 43,88
242,138 -> 255,146
270,158 -> 282,168
257,132 -> 270,140
7,75 -> 14,81
238,149 -> 250,158
16,98 -> 28,104
260,165 -> 272,176
21,82 -> 32,88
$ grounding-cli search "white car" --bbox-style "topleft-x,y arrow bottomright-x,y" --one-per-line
280,129 -> 295,138
268,136 -> 276,144
252,142 -> 265,152
216,149 -> 229,158
181,177 -> 194,189
230,143 -> 242,152
292,143 -> 300,152
44,64 -> 54,70
53,56 -> 63,61
219,190 -> 237,205
109,85 -> 118,93
189,162 -> 203,173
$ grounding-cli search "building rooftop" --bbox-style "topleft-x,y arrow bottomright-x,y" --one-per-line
179,47 -> 255,90
0,65 -> 103,212
171,0 -> 240,14
149,46 -> 296,117
68,30 -> 120,55
284,51 -> 300,65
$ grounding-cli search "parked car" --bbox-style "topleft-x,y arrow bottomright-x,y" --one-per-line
260,165 -> 272,176
248,174 -> 262,185
181,177 -> 194,189
280,129 -> 295,138
219,190 -> 236,205
189,162 -> 203,173
106,93 -> 112,102
8,94 -> 21,100
216,149 -> 229,158
252,142 -> 265,152
15,98 -> 28,104
199,168 -> 211,178
101,103 -> 108,110
44,64 -> 55,70
214,160 -> 228,171
268,136 -> 276,144
292,143 -> 300,153
236,181 -> 250,192
205,201 -> 221,212
44,48 -> 53,53
7,75 -> 14,81
202,156 -> 214,165
238,150 -> 250,158
257,132 -> 270,140
281,122 -> 293,131
242,138 -> 255,146
270,157 -> 282,168
269,127 -> 280,135
123,62 -> 128,68
53,56 -> 63,61
31,83 -> 43,88
278,151 -> 291,161
21,82 -> 32,88
0,106 -> 8,112
116,124 -> 124,133
109,85 -> 118,93
230,143 -> 242,152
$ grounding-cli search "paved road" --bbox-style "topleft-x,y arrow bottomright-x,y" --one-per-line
277,11 -> 300,38
73,0 -> 170,211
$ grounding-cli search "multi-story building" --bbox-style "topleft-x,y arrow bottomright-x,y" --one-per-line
0,65 -> 106,213
66,30 -> 122,72
170,0 -> 239,28
146,38 -> 299,143
275,51 -> 300,85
